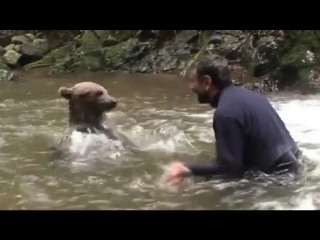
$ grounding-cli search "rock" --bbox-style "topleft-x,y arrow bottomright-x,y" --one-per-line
241,34 -> 279,77
47,44 -> 74,62
25,33 -> 36,41
208,32 -> 244,61
46,30 -> 320,94
18,41 -> 47,67
0,31 -> 13,47
103,39 -> 147,69
0,46 -> 5,56
0,69 -> 18,82
52,30 -> 199,74
0,58 -> 9,70
5,44 -> 14,51
81,31 -> 105,51
80,30 -> 139,51
20,42 -> 46,57
72,49 -> 104,72
2,50 -> 21,66
49,46 -> 103,74
23,43 -> 72,71
33,38 -> 49,53
129,30 -> 198,73
12,35 -> 31,44
49,55 -> 74,75
14,44 -> 22,53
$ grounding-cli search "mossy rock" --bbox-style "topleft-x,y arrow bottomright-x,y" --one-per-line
4,44 -> 14,52
241,34 -> 279,77
80,31 -> 101,50
40,44 -> 75,73
0,58 -> 9,70
103,38 -> 148,69
107,30 -> 139,41
103,41 -> 131,69
80,30 -> 139,51
47,44 -> 74,62
71,49 -> 104,72
0,46 -> 5,56
2,50 -> 21,66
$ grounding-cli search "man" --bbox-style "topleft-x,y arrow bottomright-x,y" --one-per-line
166,54 -> 302,185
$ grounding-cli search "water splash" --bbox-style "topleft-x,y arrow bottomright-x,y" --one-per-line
2,86 -> 320,209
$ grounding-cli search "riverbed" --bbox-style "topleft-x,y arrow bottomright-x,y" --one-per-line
0,69 -> 319,210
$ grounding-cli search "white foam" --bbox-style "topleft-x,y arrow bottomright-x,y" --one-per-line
273,99 -> 320,176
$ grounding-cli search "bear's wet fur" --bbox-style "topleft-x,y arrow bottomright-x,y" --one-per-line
50,81 -> 137,160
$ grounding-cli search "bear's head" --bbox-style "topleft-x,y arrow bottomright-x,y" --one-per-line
58,82 -> 117,127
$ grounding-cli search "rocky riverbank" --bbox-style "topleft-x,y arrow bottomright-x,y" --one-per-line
1,30 -> 320,93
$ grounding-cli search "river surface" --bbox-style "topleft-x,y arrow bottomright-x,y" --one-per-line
0,69 -> 320,210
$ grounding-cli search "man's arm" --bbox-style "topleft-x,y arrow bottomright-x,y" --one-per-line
186,114 -> 245,177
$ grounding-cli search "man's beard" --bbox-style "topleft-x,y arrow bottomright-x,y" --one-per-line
196,91 -> 210,104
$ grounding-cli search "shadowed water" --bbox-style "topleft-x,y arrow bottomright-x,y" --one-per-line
0,69 -> 319,210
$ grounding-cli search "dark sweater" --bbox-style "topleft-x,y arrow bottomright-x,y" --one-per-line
187,85 -> 300,177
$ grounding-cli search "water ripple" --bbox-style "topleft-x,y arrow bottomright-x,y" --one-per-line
0,82 -> 319,210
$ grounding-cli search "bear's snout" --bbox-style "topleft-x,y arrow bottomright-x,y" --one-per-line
108,97 -> 117,109
100,96 -> 117,111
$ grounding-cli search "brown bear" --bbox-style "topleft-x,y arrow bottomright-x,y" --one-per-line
51,81 -> 137,160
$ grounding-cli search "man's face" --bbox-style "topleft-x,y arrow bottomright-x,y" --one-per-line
189,69 -> 211,104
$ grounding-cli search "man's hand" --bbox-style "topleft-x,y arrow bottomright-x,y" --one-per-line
165,161 -> 191,186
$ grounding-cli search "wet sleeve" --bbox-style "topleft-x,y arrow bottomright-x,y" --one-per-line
186,114 -> 245,177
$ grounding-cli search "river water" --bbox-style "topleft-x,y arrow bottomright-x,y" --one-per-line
0,69 -> 319,210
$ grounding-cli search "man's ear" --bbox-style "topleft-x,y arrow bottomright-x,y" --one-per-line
203,75 -> 212,90
58,87 -> 73,100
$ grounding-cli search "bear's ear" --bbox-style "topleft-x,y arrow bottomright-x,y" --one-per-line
58,87 -> 73,100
